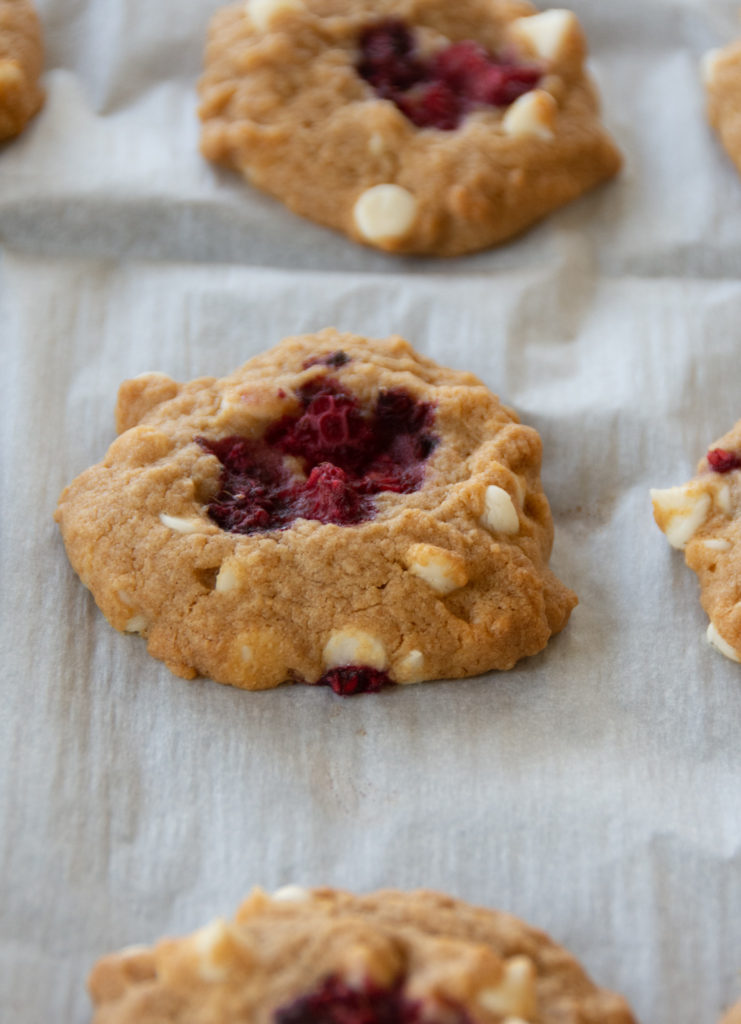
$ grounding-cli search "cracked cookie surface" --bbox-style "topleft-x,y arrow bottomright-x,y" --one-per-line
88,886 -> 637,1024
198,0 -> 621,256
55,329 -> 576,694
0,0 -> 43,141
704,35 -> 741,178
652,418 -> 741,663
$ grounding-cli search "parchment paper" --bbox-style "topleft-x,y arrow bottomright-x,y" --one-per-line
2,1 -> 741,1021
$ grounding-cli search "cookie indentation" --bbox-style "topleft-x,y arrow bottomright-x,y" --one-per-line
357,19 -> 541,131
198,381 -> 437,534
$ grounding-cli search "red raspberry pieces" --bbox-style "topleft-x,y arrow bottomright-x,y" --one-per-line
357,19 -> 541,130
707,448 -> 741,474
316,666 -> 391,696
274,973 -> 471,1023
197,376 -> 437,534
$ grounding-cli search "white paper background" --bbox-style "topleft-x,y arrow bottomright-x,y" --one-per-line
2,1 -> 741,1021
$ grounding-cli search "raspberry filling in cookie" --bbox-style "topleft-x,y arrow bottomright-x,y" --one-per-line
197,379 -> 437,533
358,19 -> 541,130
316,666 -> 391,697
275,973 -> 468,1024
707,448 -> 741,473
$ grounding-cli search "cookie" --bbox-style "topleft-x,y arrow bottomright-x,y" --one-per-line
0,0 -> 43,141
198,0 -> 621,256
88,886 -> 637,1024
651,420 -> 741,663
703,34 -> 741,178
55,329 -> 576,695
721,1000 -> 741,1024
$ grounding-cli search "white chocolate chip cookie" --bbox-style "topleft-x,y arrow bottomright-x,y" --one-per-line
55,329 -> 576,695
198,0 -> 621,256
652,419 -> 741,663
88,887 -> 637,1024
0,0 -> 43,141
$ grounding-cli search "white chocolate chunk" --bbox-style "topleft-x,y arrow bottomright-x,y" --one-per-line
701,48 -> 724,87
703,537 -> 731,552
404,543 -> 468,595
706,622 -> 741,663
510,10 -> 580,61
0,58 -> 24,90
241,644 -> 254,664
246,0 -> 303,33
216,563 -> 240,594
651,485 -> 712,549
159,512 -> 203,535
353,185 -> 418,244
396,649 -> 425,684
481,485 -> 520,535
272,884 -> 311,902
323,628 -> 387,670
502,89 -> 557,140
714,482 -> 732,515
125,614 -> 148,634
479,955 -> 537,1019
192,919 -> 234,982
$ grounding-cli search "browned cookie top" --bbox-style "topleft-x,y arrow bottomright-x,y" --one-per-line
703,37 -> 741,179
88,887 -> 637,1024
0,0 -> 43,140
55,329 -> 576,695
198,0 -> 621,255
652,417 -> 741,663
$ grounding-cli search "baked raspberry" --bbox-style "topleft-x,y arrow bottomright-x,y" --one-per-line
357,19 -> 541,130
317,666 -> 392,696
274,974 -> 465,1024
303,351 -> 351,370
198,381 -> 437,534
707,448 -> 741,473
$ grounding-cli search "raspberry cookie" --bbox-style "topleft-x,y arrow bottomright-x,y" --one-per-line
703,34 -> 741,178
198,0 -> 621,256
88,887 -> 637,1024
651,420 -> 741,663
0,0 -> 43,141
55,330 -> 576,695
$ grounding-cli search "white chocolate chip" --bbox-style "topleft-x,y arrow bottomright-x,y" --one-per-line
479,955 -> 537,1019
241,644 -> 254,664
502,89 -> 557,140
404,543 -> 468,595
216,563 -> 240,594
323,628 -> 387,670
650,485 -> 712,549
0,58 -> 24,90
481,485 -> 520,535
368,132 -> 386,157
159,513 -> 203,535
706,622 -> 741,663
192,919 -> 234,982
396,649 -> 425,684
703,538 -> 731,552
125,614 -> 148,634
510,10 -> 580,61
714,482 -> 732,515
701,48 -> 724,87
353,185 -> 418,244
246,0 -> 303,33
272,885 -> 311,902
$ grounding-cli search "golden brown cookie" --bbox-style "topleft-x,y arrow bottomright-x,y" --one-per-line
0,0 -> 43,141
198,0 -> 621,256
651,419 -> 741,663
55,329 -> 576,695
703,31 -> 741,177
88,887 -> 637,1024
721,999 -> 741,1024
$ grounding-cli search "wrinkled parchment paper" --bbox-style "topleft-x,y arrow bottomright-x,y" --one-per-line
2,1 -> 741,1021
